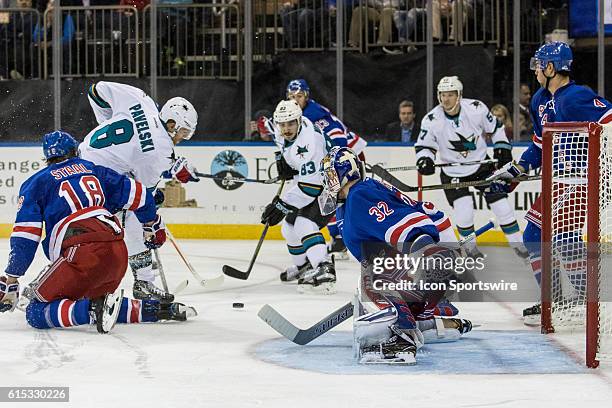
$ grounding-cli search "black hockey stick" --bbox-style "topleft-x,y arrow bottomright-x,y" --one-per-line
194,171 -> 279,185
258,302 -> 354,345
258,221 -> 496,345
222,179 -> 286,280
370,164 -> 540,192
384,159 -> 498,172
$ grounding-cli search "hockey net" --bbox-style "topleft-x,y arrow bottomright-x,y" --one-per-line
541,122 -> 612,368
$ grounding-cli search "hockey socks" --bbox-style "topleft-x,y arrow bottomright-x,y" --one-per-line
26,298 -> 164,329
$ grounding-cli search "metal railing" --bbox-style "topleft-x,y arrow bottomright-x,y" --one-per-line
143,3 -> 241,79
43,5 -> 139,78
0,8 -> 42,79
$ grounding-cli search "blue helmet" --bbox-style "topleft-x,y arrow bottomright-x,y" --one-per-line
530,41 -> 573,73
286,79 -> 310,96
43,130 -> 78,160
319,147 -> 365,214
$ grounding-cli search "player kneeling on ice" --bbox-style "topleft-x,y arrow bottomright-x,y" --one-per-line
262,99 -> 336,293
319,147 -> 473,364
0,131 -> 196,333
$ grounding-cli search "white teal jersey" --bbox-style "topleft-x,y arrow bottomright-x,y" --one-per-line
273,117 -> 332,209
79,81 -> 175,189
415,98 -> 509,177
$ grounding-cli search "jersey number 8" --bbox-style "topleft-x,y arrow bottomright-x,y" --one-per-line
90,119 -> 134,149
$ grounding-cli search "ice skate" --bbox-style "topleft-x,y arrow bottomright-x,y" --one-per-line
133,280 -> 174,303
297,261 -> 337,295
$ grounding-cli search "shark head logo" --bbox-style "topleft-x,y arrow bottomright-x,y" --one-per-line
296,145 -> 309,159
449,132 -> 478,158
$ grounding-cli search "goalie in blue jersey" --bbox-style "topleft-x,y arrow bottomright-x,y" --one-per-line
319,147 -> 474,365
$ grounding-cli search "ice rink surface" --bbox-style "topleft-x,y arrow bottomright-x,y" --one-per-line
2,239 -> 612,408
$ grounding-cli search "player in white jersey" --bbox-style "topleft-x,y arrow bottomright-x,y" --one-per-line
261,100 -> 336,293
79,81 -> 199,303
415,76 -> 528,259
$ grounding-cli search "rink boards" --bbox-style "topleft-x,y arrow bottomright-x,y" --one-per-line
0,144 -> 538,243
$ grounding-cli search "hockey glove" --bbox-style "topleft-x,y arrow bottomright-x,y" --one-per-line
261,197 -> 297,226
486,161 -> 526,194
493,142 -> 513,168
170,156 -> 200,183
153,189 -> 165,209
143,214 -> 167,249
416,157 -> 435,175
0,276 -> 19,313
275,152 -> 299,180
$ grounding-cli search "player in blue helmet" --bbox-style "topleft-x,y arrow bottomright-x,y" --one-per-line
488,41 -> 612,324
319,147 -> 472,364
0,130 -> 196,332
42,130 -> 78,160
286,79 -> 368,260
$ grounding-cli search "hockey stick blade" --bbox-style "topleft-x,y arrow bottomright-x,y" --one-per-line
173,279 -> 189,294
222,265 -> 249,280
258,302 -> 354,345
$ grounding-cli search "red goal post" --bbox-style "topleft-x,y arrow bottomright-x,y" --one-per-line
541,121 -> 611,368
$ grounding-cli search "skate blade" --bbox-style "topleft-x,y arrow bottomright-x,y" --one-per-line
98,289 -> 123,334
360,355 -> 416,365
522,315 -> 541,327
297,282 -> 337,295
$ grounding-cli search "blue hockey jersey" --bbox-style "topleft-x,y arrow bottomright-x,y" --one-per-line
519,81 -> 612,171
6,157 -> 157,277
303,99 -> 349,147
336,178 -> 451,261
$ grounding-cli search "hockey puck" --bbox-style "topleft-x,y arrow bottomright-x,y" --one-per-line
232,302 -> 244,309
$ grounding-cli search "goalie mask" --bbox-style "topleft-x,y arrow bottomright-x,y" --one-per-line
160,97 -> 198,140
318,146 -> 365,215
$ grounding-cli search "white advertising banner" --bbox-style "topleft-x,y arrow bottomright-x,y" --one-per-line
0,145 -> 540,232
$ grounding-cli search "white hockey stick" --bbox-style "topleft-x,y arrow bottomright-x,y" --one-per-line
166,229 -> 224,291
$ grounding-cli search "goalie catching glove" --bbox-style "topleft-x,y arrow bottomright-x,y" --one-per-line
261,197 -> 296,226
170,156 -> 200,183
0,276 -> 19,313
486,161 -> 526,194
143,214 -> 167,249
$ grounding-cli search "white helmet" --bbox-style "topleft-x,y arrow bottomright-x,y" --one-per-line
273,99 -> 302,124
160,97 -> 198,140
437,76 -> 463,106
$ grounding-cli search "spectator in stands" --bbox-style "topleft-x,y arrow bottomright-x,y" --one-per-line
246,109 -> 274,142
393,0 -> 471,44
348,0 -> 397,49
120,0 -> 150,11
0,0 -> 38,79
280,0 -> 332,49
519,82 -> 533,135
384,100 -> 419,143
491,104 -> 513,142
518,110 -> 532,141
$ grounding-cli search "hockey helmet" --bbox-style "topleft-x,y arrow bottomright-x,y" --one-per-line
160,97 -> 198,140
273,99 -> 302,124
286,79 -> 310,97
43,130 -> 78,160
530,41 -> 572,73
318,147 -> 365,215
437,76 -> 463,104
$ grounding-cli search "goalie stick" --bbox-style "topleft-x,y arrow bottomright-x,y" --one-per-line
222,179 -> 286,280
259,220 -> 496,345
369,164 -> 540,192
194,171 -> 280,185
384,158 -> 498,172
